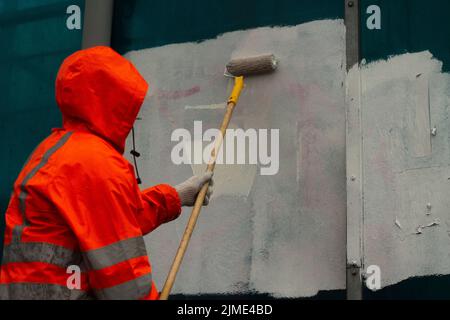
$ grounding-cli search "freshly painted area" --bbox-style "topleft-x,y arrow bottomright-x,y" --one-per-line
358,4 -> 450,293
351,51 -> 450,289
125,20 -> 347,297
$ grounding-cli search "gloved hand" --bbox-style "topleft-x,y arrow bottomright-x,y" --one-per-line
175,172 -> 214,207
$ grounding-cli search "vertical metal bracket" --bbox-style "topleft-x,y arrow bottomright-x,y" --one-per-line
345,0 -> 360,70
82,0 -> 115,48
345,0 -> 363,300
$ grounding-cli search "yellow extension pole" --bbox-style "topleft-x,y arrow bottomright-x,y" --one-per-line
159,76 -> 244,300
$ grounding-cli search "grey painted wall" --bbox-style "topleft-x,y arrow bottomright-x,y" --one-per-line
125,20 -> 347,297
352,51 -> 450,289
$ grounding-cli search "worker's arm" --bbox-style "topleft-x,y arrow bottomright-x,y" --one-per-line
135,173 -> 213,235
135,184 -> 182,235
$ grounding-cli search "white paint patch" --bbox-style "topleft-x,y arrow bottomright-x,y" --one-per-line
360,52 -> 442,91
125,19 -> 347,297
191,163 -> 257,197
188,122 -> 258,197
352,51 -> 450,289
395,218 -> 402,230
185,103 -> 226,110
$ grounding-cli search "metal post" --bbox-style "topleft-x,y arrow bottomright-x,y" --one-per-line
82,0 -> 115,48
345,0 -> 360,70
345,0 -> 363,300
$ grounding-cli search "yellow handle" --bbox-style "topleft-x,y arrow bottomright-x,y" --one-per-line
160,76 -> 244,300
227,76 -> 244,105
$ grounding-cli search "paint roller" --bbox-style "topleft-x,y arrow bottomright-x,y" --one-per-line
159,54 -> 278,300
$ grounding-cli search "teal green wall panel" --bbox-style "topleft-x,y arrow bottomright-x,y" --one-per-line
112,0 -> 344,53
0,0 -> 84,261
361,0 -> 450,71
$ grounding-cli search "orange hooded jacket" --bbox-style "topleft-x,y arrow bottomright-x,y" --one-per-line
0,46 -> 181,300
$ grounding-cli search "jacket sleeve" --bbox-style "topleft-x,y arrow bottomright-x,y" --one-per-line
49,153 -> 162,300
135,184 -> 182,235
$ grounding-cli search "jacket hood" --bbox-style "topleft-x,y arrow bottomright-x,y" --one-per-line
56,46 -> 148,153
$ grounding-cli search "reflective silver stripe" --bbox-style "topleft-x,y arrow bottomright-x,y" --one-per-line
0,284 -> 7,300
11,225 -> 25,243
18,131 -> 73,225
1,241 -> 81,268
0,283 -> 92,300
94,273 -> 152,300
83,236 -> 147,271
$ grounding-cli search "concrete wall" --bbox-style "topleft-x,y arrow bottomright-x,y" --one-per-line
125,19 -> 347,297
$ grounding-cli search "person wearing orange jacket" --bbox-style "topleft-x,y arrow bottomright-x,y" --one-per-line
0,46 -> 213,300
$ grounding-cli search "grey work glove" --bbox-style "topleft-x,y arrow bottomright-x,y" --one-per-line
175,172 -> 214,207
